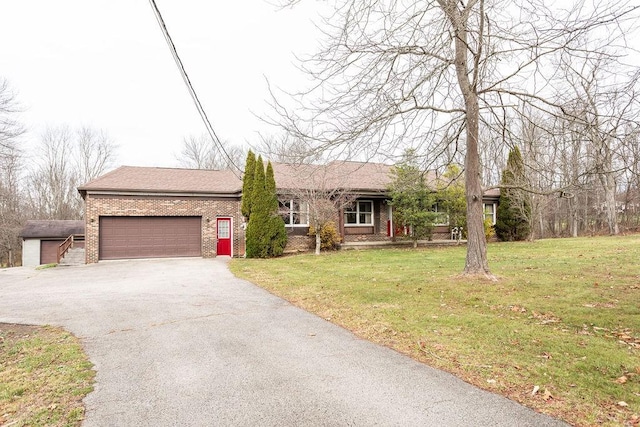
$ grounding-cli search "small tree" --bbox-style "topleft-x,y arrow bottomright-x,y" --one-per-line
437,164 -> 467,235
388,159 -> 438,248
241,150 -> 256,219
495,147 -> 532,241
275,162 -> 355,255
245,157 -> 287,258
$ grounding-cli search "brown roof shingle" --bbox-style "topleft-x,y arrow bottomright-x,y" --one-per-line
78,161 -> 494,199
78,166 -> 243,196
272,161 -> 393,193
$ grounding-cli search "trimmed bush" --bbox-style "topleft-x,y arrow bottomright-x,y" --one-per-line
308,222 -> 341,251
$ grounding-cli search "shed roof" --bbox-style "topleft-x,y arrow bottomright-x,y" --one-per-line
20,220 -> 85,239
78,166 -> 243,196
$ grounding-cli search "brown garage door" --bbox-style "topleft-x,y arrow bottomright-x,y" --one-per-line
99,217 -> 202,260
41,240 -> 63,265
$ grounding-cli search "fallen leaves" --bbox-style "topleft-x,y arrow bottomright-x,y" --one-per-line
510,305 -> 527,313
585,325 -> 640,349
615,375 -> 628,384
530,385 -> 553,401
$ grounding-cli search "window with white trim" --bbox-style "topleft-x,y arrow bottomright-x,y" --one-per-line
433,203 -> 449,225
344,200 -> 373,225
279,199 -> 309,226
484,203 -> 497,225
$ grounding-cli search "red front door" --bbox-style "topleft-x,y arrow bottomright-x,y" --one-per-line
216,218 -> 232,256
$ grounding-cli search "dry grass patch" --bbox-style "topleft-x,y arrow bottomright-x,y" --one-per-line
0,323 -> 95,426
231,235 -> 640,427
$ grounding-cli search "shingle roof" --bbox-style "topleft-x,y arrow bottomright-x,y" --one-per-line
20,220 -> 85,239
78,166 -> 243,196
78,162 -> 395,197
77,162 -> 497,199
483,188 -> 501,198
272,161 -> 393,193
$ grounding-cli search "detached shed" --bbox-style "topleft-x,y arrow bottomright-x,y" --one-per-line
20,220 -> 85,266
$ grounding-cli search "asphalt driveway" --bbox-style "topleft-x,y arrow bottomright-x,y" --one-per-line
0,258 -> 567,426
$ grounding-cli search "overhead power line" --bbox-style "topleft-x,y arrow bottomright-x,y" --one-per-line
148,0 -> 242,177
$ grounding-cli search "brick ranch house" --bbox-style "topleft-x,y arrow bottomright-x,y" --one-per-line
78,161 -> 499,263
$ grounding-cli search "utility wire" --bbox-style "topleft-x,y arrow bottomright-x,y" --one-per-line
148,0 -> 242,177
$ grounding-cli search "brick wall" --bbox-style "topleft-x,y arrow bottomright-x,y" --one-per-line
84,194 -> 243,263
284,234 -> 315,253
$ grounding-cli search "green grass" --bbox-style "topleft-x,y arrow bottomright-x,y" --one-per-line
0,324 -> 95,426
230,235 -> 640,426
35,264 -> 57,270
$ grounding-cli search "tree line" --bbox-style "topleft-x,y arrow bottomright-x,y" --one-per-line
0,78 -> 117,266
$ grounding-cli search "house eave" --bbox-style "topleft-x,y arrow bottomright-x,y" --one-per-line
82,190 -> 242,199
276,188 -> 389,197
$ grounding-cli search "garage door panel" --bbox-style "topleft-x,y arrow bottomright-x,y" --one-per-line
40,240 -> 64,265
99,217 -> 202,260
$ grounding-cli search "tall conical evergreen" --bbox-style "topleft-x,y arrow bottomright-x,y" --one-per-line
495,147 -> 531,241
265,161 -> 278,212
246,156 -> 267,257
265,161 -> 287,256
245,157 -> 287,257
241,150 -> 256,219
251,155 -> 267,219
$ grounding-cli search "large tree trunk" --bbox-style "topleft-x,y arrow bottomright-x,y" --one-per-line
463,100 -> 491,275
444,0 -> 491,276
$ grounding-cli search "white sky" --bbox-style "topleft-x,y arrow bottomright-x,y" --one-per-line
0,1 -> 325,167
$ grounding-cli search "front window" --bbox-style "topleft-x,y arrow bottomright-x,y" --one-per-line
279,199 -> 309,226
433,203 -> 449,225
344,201 -> 373,225
484,203 -> 496,225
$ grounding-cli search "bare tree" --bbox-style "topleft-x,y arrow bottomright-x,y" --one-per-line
76,126 -> 117,183
177,134 -> 245,172
554,52 -> 640,235
27,127 -> 80,219
27,126 -> 117,220
275,162 -> 355,255
619,129 -> 640,230
269,0 -> 638,276
0,141 -> 25,266
0,78 -> 25,159
255,134 -> 324,165
0,79 -> 28,265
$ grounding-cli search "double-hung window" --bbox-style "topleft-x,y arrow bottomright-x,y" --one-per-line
279,199 -> 309,226
344,201 -> 373,225
484,203 -> 497,225
433,203 -> 449,225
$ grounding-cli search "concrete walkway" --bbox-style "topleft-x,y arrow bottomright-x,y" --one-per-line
0,258 -> 568,426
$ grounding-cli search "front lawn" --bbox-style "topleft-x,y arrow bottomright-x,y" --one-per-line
0,324 -> 95,426
230,235 -> 640,426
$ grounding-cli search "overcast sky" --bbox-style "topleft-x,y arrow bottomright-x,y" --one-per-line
0,1 -> 325,167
